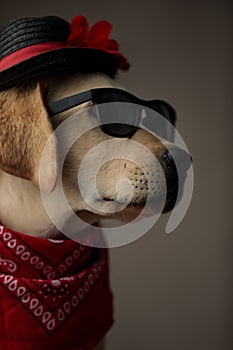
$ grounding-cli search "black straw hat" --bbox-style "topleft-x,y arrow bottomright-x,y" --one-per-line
0,15 -> 130,91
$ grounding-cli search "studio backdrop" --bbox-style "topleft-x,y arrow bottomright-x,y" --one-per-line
0,1 -> 232,349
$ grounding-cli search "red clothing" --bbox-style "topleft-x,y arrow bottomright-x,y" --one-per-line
0,224 -> 113,349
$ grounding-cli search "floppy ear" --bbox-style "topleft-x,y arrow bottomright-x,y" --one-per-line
0,82 -> 57,192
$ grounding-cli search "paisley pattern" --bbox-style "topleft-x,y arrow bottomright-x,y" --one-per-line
0,224 -> 113,349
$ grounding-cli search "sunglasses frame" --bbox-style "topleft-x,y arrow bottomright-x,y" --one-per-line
47,88 -> 176,139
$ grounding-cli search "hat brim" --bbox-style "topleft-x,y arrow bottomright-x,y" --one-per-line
0,47 -> 119,91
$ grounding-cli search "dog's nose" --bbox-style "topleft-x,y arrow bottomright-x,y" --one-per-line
159,148 -> 192,192
160,148 -> 192,173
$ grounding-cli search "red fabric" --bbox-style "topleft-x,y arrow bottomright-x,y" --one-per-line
0,223 -> 113,350
0,15 -> 130,73
0,43 -> 67,71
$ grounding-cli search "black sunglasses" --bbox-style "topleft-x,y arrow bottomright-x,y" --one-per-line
47,88 -> 176,141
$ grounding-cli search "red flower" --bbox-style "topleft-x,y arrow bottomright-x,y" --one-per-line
68,16 -> 88,47
107,39 -> 119,51
67,15 -> 130,71
87,20 -> 112,50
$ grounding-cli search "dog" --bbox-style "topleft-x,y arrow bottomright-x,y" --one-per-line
0,15 -> 191,350
0,71 -> 184,234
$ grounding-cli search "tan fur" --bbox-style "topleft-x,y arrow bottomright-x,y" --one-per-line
0,82 -> 57,192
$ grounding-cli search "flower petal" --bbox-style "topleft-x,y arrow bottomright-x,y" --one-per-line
107,39 -> 119,51
87,21 -> 112,49
68,16 -> 89,47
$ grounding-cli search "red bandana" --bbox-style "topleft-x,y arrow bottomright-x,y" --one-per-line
0,223 -> 113,350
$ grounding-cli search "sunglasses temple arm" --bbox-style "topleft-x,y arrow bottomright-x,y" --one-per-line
46,90 -> 93,116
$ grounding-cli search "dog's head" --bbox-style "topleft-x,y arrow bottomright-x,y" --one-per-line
0,72 -> 191,236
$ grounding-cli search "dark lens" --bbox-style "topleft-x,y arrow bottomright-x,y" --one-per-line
95,102 -> 140,137
100,123 -> 138,137
148,100 -> 176,126
141,101 -> 176,141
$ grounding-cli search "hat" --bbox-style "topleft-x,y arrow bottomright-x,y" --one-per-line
0,15 -> 130,91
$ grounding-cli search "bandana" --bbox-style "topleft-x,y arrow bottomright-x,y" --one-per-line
0,223 -> 113,350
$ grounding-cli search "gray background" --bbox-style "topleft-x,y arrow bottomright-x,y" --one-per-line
1,1 -> 232,349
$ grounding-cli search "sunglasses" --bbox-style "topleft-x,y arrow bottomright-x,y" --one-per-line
47,88 -> 176,141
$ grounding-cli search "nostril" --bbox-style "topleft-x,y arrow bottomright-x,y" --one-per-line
160,148 -> 192,173
161,152 -> 174,169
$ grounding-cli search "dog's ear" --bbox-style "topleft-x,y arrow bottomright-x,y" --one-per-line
0,82 -> 57,192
